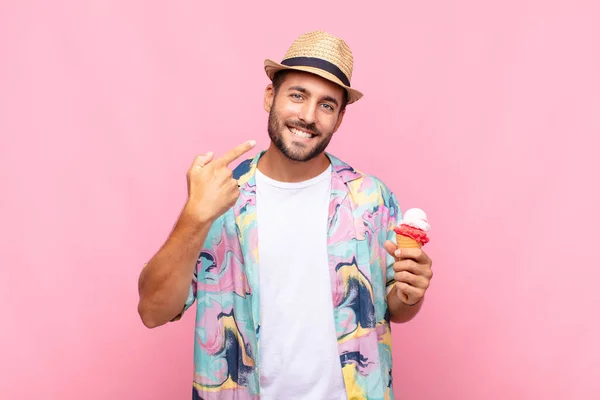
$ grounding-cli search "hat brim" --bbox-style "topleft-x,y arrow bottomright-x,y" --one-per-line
264,59 -> 363,104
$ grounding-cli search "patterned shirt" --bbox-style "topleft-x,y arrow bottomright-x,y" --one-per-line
179,151 -> 402,399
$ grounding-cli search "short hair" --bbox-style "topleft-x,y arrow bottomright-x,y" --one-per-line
271,70 -> 349,112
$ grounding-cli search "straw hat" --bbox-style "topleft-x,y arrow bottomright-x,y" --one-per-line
264,31 -> 363,104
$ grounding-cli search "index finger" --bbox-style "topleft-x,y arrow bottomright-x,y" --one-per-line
217,140 -> 256,166
396,247 -> 430,264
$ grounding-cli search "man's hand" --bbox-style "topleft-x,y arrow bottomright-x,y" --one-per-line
137,140 -> 256,328
185,140 -> 256,223
384,240 -> 433,306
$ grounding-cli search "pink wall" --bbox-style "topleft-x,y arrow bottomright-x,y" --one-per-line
1,1 -> 599,399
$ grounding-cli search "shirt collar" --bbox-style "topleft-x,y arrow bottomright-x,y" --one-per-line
234,150 -> 362,189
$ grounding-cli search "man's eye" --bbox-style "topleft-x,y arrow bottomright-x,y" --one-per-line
321,103 -> 334,111
291,93 -> 303,100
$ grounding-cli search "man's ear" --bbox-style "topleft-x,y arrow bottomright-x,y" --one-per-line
333,109 -> 346,133
264,84 -> 275,113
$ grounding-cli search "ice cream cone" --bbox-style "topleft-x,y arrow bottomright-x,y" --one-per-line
393,208 -> 430,303
394,208 -> 430,249
396,233 -> 422,249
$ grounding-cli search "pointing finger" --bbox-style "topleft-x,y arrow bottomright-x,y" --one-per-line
217,140 -> 256,166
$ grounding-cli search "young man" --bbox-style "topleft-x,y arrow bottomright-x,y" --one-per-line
138,31 -> 433,400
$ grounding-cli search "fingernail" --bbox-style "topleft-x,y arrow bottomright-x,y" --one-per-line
395,249 -> 401,257
248,140 -> 256,147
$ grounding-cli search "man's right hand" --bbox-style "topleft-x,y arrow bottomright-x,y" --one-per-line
185,140 -> 256,223
137,140 -> 256,328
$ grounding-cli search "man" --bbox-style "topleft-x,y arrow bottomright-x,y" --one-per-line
138,31 -> 433,400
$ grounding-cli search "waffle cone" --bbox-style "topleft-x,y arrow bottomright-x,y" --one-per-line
396,234 -> 422,249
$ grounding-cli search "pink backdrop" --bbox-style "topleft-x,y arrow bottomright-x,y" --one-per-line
1,1 -> 599,399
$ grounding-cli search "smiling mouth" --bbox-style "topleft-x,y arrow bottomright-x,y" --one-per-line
288,126 -> 316,139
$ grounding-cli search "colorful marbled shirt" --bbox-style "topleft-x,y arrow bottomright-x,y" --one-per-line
179,151 -> 402,399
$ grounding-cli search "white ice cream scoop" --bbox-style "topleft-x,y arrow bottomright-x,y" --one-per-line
400,208 -> 431,233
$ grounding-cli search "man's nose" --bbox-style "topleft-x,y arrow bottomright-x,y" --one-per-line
298,102 -> 316,124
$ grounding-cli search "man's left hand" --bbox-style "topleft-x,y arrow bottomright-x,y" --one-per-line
384,241 -> 433,306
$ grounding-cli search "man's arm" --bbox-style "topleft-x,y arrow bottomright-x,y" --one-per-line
137,140 -> 256,328
137,206 -> 212,328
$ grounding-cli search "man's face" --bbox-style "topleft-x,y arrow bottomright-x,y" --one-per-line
265,71 -> 346,162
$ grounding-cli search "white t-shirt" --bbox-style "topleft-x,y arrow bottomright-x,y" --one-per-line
255,165 -> 347,400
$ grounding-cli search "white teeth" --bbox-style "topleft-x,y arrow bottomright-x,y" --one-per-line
290,127 -> 313,138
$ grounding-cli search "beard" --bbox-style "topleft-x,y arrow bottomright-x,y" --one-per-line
267,106 -> 334,162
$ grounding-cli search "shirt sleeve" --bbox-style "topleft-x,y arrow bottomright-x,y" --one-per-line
169,215 -> 225,322
170,266 -> 198,322
385,191 -> 403,295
